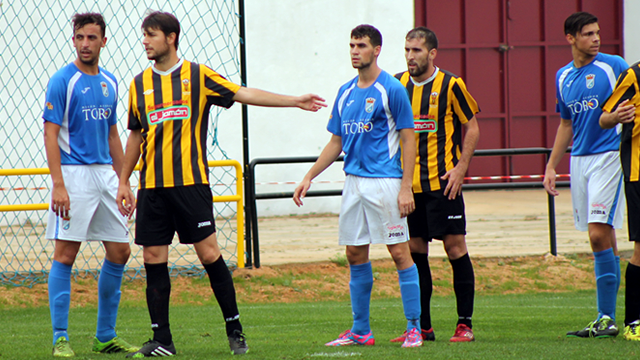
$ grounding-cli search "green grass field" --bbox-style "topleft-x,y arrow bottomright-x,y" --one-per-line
3,290 -> 640,359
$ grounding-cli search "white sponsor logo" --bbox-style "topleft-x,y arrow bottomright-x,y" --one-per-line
346,100 -> 355,107
342,120 -> 373,134
447,215 -> 463,220
198,221 -> 212,228
567,97 -> 599,115
81,87 -> 90,94
81,105 -> 113,121
143,89 -> 154,95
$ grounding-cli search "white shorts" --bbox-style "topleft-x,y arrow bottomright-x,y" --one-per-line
570,151 -> 625,231
338,175 -> 409,246
45,165 -> 129,243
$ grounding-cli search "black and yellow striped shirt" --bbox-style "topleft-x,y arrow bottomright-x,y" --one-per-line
602,62 -> 640,182
395,68 -> 479,192
128,59 -> 240,189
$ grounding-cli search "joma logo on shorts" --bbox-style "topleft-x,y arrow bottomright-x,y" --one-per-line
389,231 -> 405,238
197,221 -> 212,228
448,215 -> 462,220
590,210 -> 606,215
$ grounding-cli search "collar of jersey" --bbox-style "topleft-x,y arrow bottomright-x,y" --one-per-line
410,66 -> 439,87
152,58 -> 184,76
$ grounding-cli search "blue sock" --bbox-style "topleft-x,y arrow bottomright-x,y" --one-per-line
49,260 -> 72,345
594,248 -> 618,320
616,255 -> 621,292
398,264 -> 421,332
96,259 -> 125,342
349,262 -> 373,335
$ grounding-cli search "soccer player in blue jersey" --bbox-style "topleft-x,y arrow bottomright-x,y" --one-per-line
43,13 -> 138,357
293,24 -> 422,348
543,11 -> 628,338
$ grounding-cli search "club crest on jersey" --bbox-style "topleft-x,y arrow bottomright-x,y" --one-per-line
365,97 -> 375,113
586,74 -> 595,89
46,102 -> 53,110
100,82 -> 109,97
182,79 -> 190,91
148,105 -> 191,125
430,92 -> 438,104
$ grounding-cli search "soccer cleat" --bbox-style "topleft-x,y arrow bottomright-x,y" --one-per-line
592,315 -> 619,338
401,327 -> 423,348
566,319 -> 596,338
92,336 -> 140,353
228,329 -> 249,355
624,320 -> 640,341
567,316 -> 619,338
390,328 -> 435,342
125,339 -> 176,358
325,330 -> 375,346
450,324 -> 475,342
53,337 -> 75,358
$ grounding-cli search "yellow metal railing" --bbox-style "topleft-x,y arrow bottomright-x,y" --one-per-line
0,160 -> 245,268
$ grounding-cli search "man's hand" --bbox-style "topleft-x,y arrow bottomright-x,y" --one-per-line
295,94 -> 327,112
613,99 -> 636,124
441,165 -> 466,200
397,186 -> 415,218
543,167 -> 559,196
293,178 -> 312,207
116,182 -> 136,219
51,182 -> 70,218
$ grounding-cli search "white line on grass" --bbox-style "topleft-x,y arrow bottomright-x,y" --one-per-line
307,351 -> 362,357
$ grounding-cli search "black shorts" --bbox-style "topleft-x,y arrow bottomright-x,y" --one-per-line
407,190 -> 466,241
626,181 -> 640,242
135,184 -> 216,246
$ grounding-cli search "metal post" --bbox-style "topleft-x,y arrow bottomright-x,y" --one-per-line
238,0 -> 252,267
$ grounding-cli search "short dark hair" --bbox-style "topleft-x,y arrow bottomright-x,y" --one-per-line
351,24 -> 382,48
72,12 -> 106,37
406,27 -> 438,50
564,12 -> 598,37
142,11 -> 181,49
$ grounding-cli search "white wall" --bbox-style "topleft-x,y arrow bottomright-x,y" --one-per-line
624,0 -> 640,64
237,0 -> 414,216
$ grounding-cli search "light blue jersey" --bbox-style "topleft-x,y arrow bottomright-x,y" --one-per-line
328,71 -> 414,178
556,53 -> 628,156
43,62 -> 118,165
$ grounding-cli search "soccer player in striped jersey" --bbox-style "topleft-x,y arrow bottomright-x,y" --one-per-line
294,24 -> 422,349
600,62 -> 640,341
117,11 -> 326,358
391,27 -> 480,343
544,12 -> 628,338
43,12 -> 139,357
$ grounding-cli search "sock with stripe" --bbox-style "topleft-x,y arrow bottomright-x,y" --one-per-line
204,255 -> 242,336
145,262 -> 172,345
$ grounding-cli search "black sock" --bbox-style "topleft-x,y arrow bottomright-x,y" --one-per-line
204,255 -> 242,336
626,263 -> 640,326
450,253 -> 474,328
145,262 -> 172,345
411,252 -> 432,330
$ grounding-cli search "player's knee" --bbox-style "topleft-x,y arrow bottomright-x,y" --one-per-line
106,244 -> 131,264
444,235 -> 467,259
